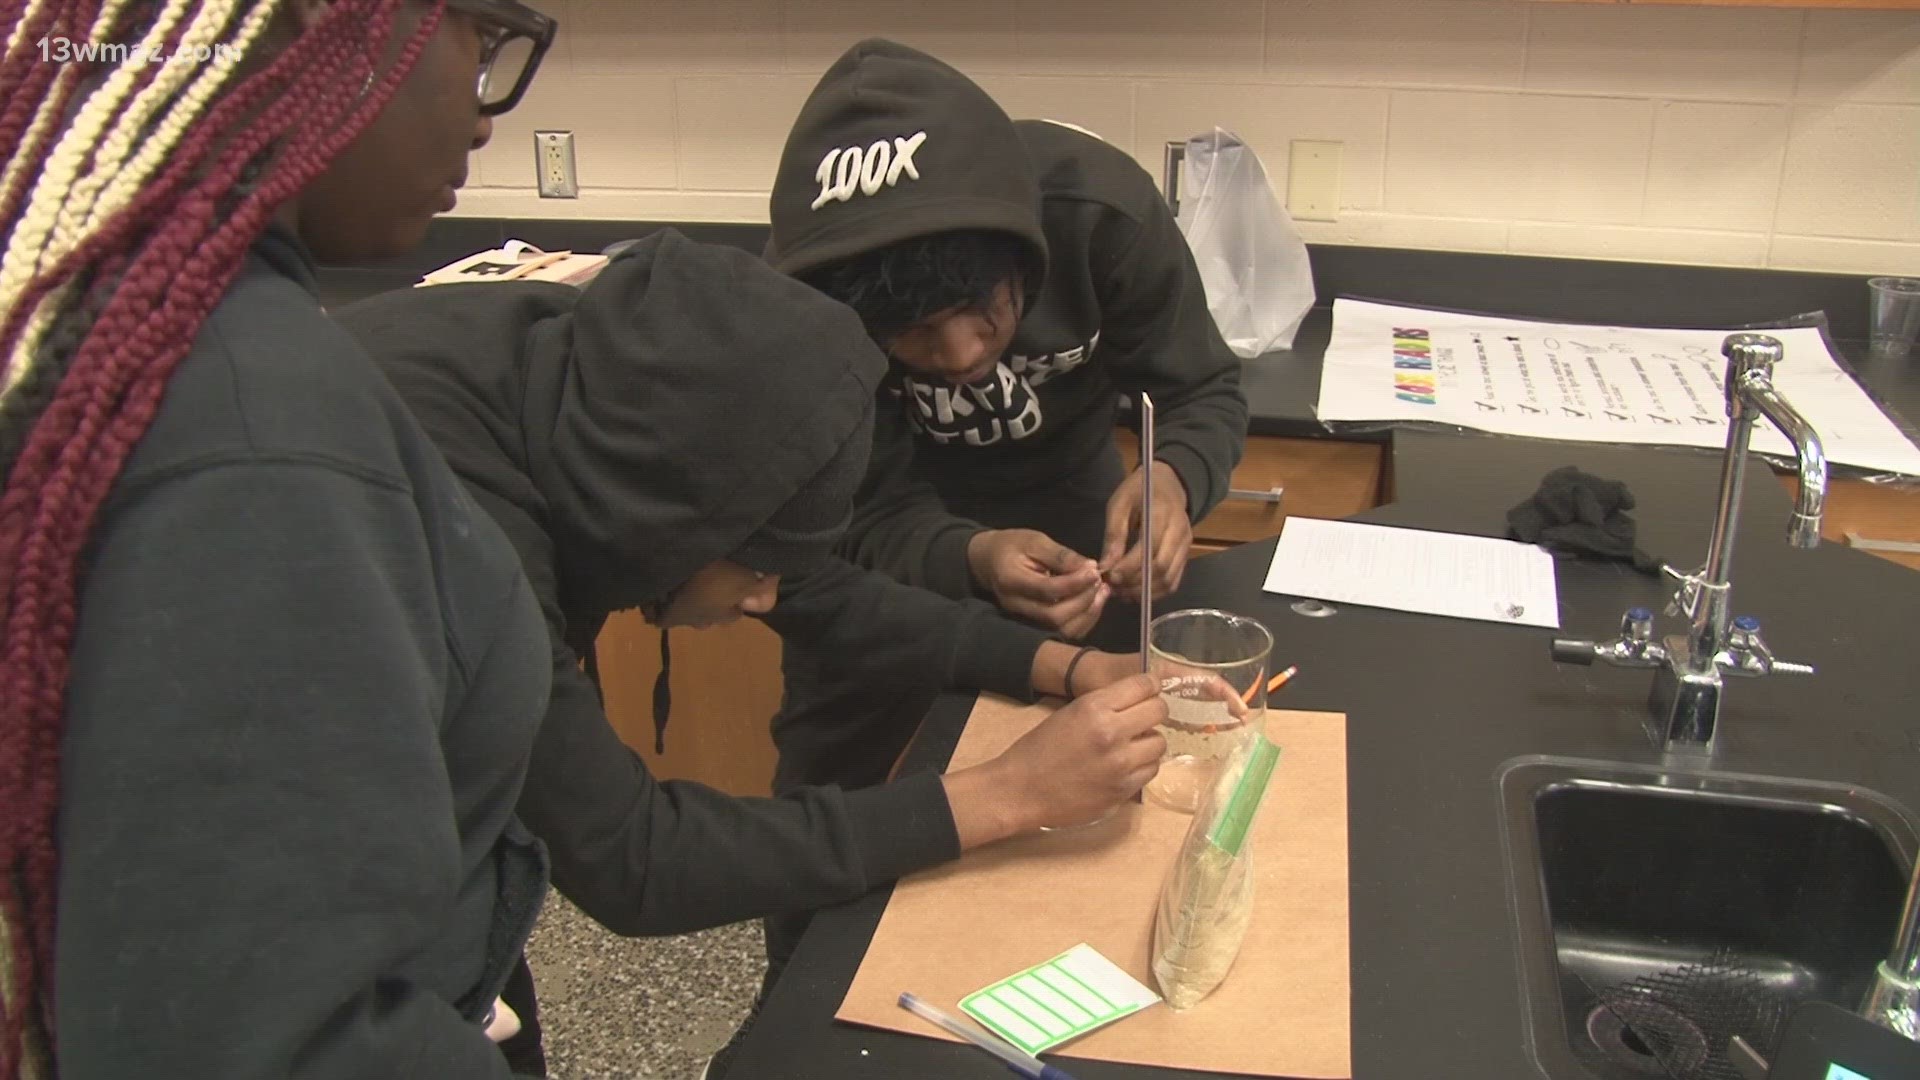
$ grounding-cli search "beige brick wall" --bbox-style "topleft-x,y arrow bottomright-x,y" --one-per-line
461,0 -> 1920,275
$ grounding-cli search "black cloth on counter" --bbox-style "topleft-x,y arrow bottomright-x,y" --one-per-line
1507,465 -> 1663,574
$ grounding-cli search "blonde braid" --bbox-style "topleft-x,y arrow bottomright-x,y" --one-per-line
0,95 -> 69,233
1,0 -> 268,397
81,0 -> 267,234
0,0 -> 151,317
0,1 -> 102,275
0,6 -> 103,401
0,0 -> 144,398
3,0 -> 46,57
44,0 -> 186,241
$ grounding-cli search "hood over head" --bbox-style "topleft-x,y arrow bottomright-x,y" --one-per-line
765,38 -> 1049,290
337,228 -> 885,619
526,228 -> 884,614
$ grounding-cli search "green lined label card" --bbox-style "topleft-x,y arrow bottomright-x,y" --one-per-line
959,943 -> 1161,1055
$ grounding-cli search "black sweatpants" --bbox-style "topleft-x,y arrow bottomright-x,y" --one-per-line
494,952 -> 547,1077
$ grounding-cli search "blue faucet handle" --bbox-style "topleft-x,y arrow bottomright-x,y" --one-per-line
1620,608 -> 1656,645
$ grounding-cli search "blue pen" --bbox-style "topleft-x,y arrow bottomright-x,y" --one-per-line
898,992 -> 1079,1080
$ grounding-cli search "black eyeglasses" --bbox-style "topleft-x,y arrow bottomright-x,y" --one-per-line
446,0 -> 556,117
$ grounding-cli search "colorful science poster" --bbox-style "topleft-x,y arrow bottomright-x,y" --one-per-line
1315,299 -> 1920,478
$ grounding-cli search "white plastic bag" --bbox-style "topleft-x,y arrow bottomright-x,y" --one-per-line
1175,127 -> 1315,357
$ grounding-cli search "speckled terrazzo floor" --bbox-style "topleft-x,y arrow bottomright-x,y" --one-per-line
523,892 -> 765,1080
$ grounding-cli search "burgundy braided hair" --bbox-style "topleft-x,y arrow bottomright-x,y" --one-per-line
0,2 -> 449,1073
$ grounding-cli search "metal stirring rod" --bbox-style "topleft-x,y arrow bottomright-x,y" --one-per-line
1139,393 -> 1154,673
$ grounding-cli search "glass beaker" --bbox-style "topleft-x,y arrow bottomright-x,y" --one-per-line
1145,609 -> 1273,814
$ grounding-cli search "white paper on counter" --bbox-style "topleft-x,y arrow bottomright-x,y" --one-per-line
1264,517 -> 1561,628
1315,299 -> 1920,478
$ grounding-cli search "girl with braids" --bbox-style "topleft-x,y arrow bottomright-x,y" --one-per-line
0,1 -> 560,1076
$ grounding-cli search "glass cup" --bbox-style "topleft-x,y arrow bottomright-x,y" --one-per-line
1145,608 -> 1274,814
1868,277 -> 1920,360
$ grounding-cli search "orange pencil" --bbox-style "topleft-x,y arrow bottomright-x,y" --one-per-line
1241,665 -> 1298,705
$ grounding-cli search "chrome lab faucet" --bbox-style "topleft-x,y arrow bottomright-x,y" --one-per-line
1863,859 -> 1920,1041
1549,333 -> 1827,754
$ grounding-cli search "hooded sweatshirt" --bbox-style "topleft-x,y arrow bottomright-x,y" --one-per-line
56,226 -> 548,1079
334,229 -> 1049,938
767,38 -> 1250,584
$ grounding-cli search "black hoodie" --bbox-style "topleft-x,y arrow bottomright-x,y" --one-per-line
334,229 -> 1050,937
56,227 -> 548,1079
768,39 -> 1250,577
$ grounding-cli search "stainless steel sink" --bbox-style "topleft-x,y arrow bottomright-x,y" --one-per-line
1499,757 -> 1917,1079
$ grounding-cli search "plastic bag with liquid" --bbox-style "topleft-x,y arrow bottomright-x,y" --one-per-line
1150,729 -> 1281,1010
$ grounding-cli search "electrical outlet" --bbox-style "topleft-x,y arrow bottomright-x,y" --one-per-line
535,130 -> 578,199
1286,140 -> 1341,223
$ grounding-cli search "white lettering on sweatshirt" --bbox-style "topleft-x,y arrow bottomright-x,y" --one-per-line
810,132 -> 928,210
898,335 -> 1098,447
1008,331 -> 1099,387
904,361 -> 1044,447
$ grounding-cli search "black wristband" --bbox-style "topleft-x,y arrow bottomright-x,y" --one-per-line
1062,645 -> 1097,698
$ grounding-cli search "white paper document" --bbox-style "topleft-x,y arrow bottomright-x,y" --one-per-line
1315,299 -> 1920,478
1264,518 -> 1561,628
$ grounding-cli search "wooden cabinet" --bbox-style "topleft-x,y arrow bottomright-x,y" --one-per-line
1116,430 -> 1390,548
592,610 -> 784,797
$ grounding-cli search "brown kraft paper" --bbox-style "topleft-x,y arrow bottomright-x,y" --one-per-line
835,694 -> 1352,1078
